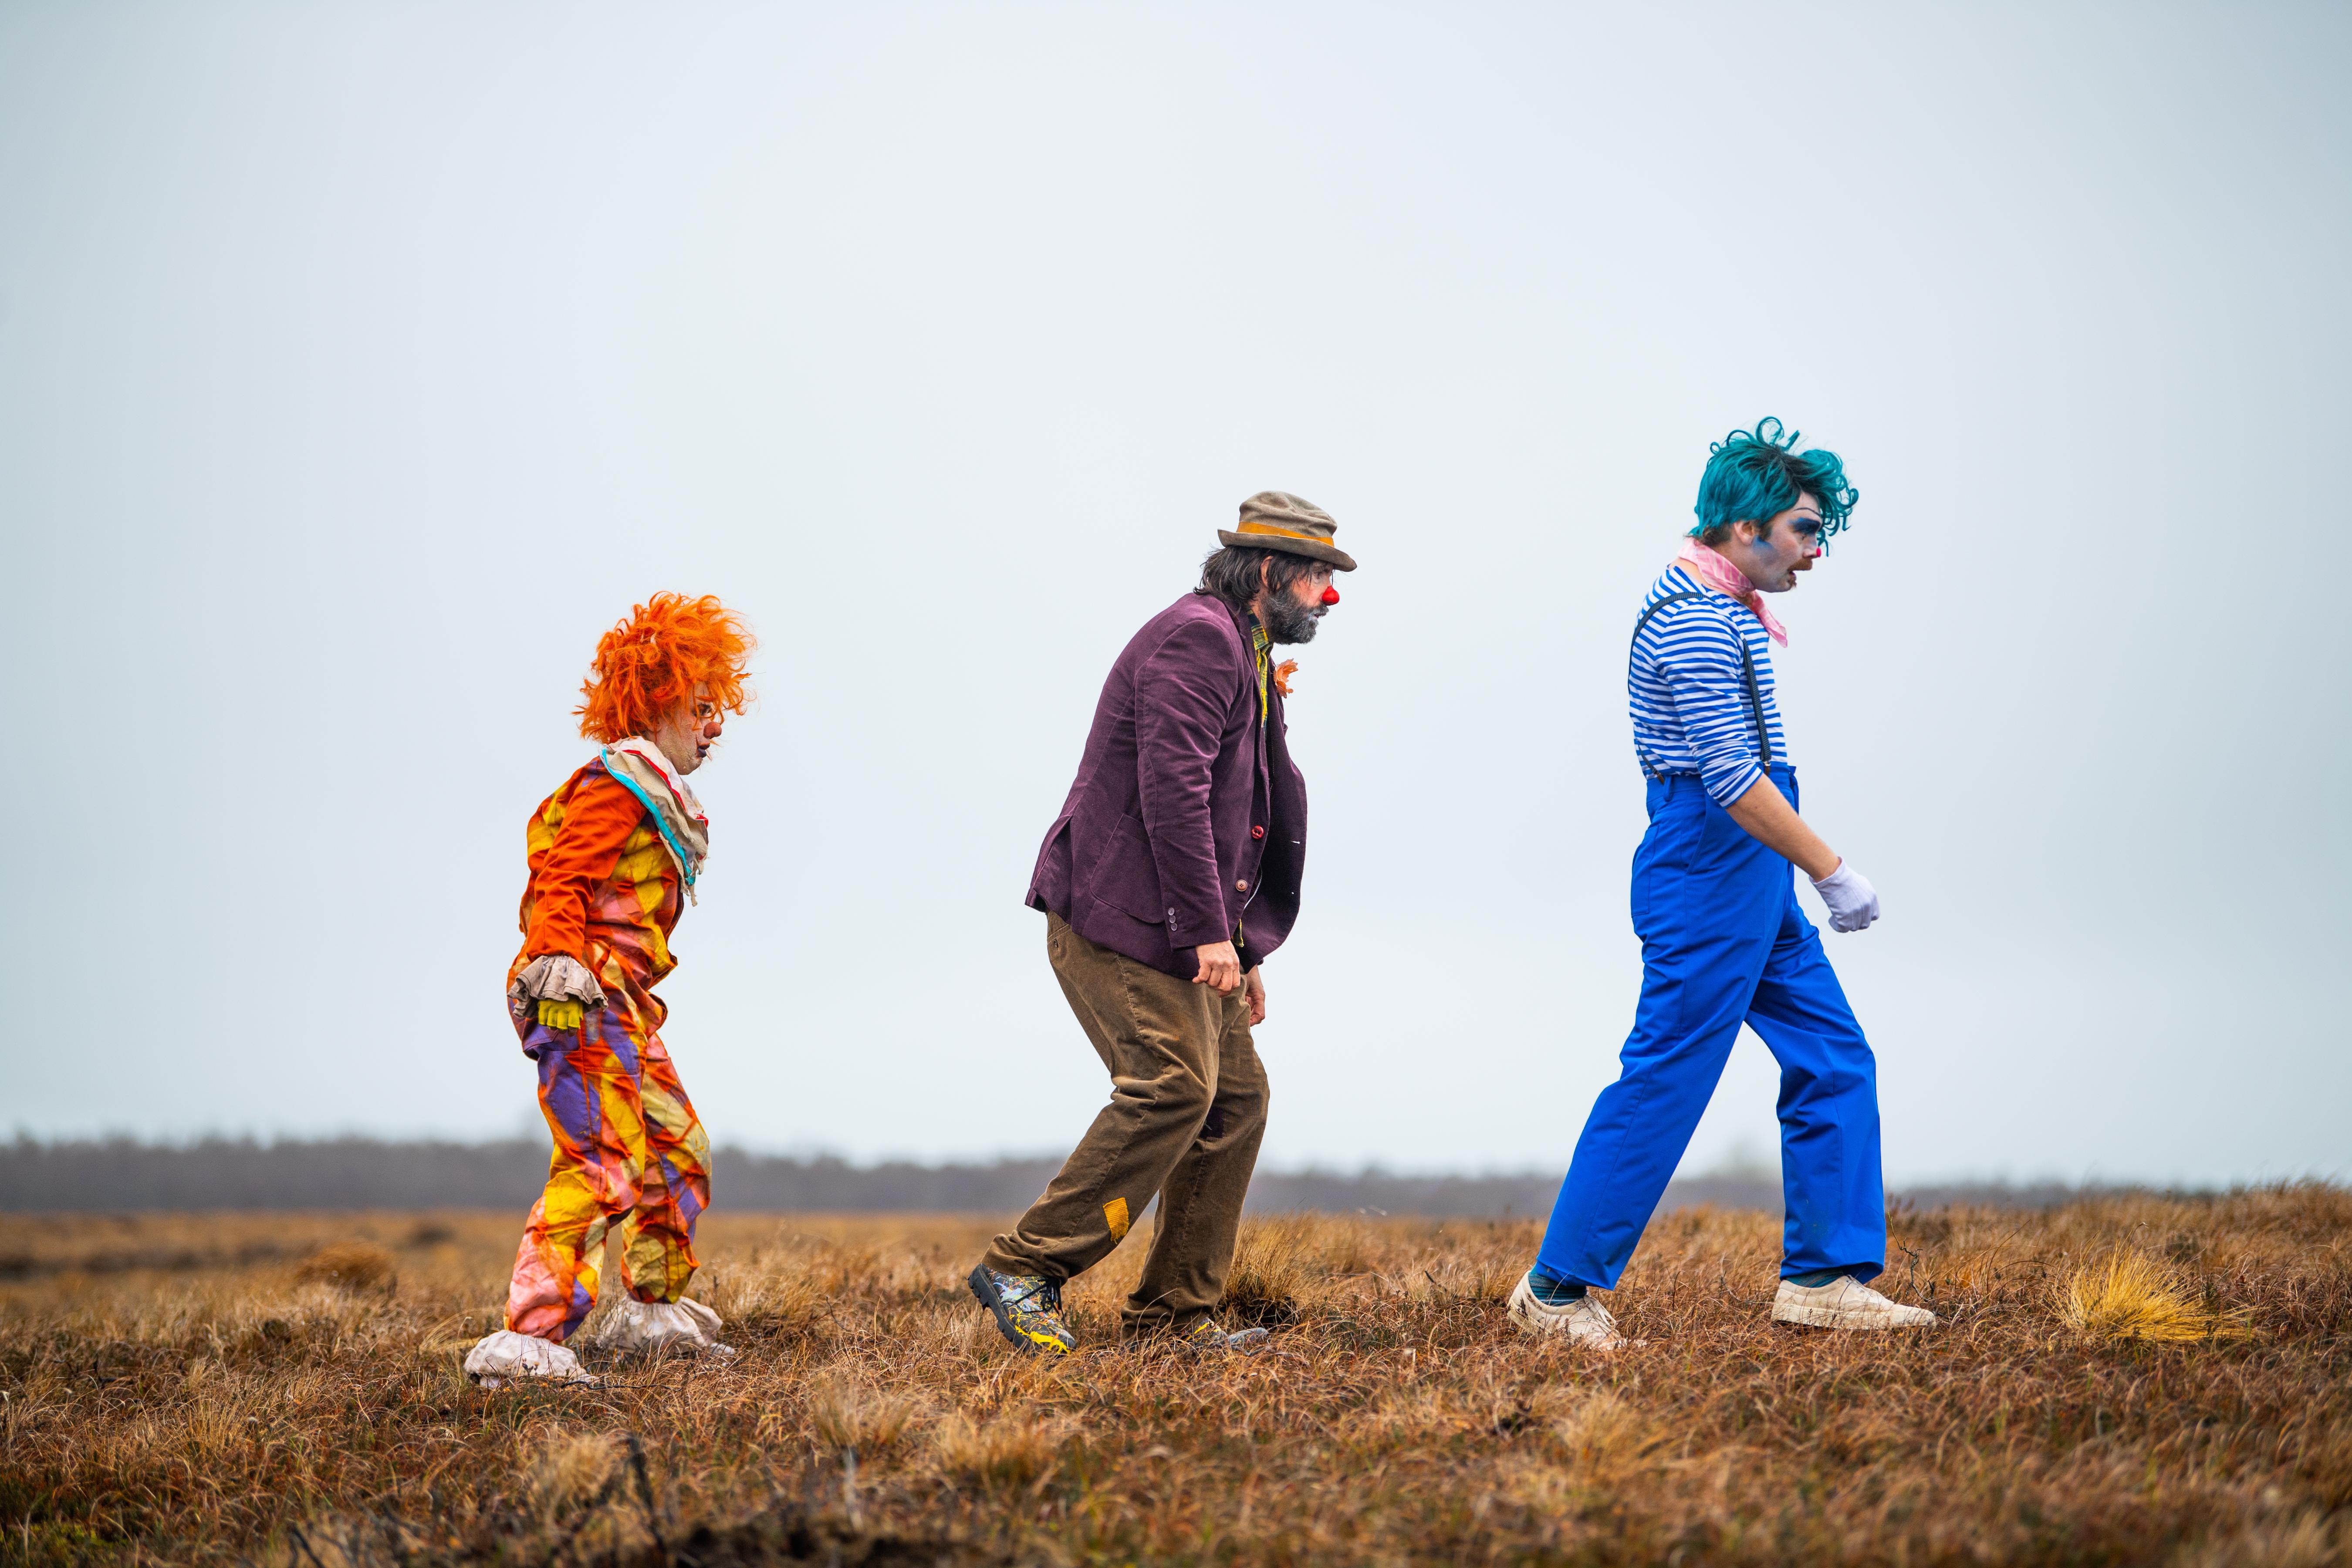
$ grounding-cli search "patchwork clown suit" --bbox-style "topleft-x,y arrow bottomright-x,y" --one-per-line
501,738 -> 713,1343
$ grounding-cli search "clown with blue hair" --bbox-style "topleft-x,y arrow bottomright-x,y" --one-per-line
1510,419 -> 1936,1347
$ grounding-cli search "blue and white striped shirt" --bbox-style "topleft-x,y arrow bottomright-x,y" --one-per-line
1628,564 -> 1789,806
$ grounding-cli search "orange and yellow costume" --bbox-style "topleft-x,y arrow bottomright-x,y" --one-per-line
497,594 -> 751,1345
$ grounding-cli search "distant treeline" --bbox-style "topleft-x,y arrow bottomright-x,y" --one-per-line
0,1135 -> 2089,1217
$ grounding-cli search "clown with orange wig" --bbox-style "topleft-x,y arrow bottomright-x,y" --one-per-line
466,594 -> 755,1388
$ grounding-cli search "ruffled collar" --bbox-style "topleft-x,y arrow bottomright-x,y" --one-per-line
600,737 -> 710,900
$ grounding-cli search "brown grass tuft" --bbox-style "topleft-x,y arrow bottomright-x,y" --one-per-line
1549,1389 -> 1665,1483
2060,1249 -> 2256,1343
291,1240 -> 395,1292
933,1411 -> 1063,1494
528,1430 -> 622,1516
1220,1213 -> 1309,1326
811,1375 -> 921,1452
2170,1512 -> 2345,1568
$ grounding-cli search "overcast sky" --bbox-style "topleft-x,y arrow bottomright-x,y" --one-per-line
3,2 -> 2346,1187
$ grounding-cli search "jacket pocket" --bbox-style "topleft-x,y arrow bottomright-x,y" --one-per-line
1088,811 -> 1167,924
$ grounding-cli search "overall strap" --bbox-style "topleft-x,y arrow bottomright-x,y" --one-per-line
1630,590 -> 1773,779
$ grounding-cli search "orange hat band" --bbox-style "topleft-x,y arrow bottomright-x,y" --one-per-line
1234,520 -> 1335,545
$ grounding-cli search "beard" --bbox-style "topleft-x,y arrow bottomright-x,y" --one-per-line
1263,594 -> 1325,645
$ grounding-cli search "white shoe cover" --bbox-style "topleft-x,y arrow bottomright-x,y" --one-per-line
1507,1272 -> 1632,1349
463,1330 -> 595,1389
1771,1275 -> 1938,1330
591,1296 -> 734,1356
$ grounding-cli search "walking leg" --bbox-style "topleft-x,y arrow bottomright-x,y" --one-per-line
981,915 -> 1223,1286
618,1020 -> 710,1304
504,1008 -> 644,1342
1535,782 -> 1786,1290
1535,953 -> 1757,1288
1125,986 -> 1269,1336
1746,892 -> 1886,1281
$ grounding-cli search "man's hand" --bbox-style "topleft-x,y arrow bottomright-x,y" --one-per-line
1244,966 -> 1266,1026
1810,861 -> 1882,932
1191,939 -> 1243,994
537,997 -> 586,1031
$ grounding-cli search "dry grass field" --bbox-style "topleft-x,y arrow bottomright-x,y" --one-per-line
3,1189 -> 2349,1566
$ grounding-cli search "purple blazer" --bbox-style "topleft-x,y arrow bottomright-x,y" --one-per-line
1027,591 -> 1309,979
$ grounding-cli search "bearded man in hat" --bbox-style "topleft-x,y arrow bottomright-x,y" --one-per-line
967,492 -> 1354,1354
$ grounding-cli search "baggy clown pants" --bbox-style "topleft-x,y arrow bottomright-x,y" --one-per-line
504,976 -> 711,1343
1538,764 -> 1886,1290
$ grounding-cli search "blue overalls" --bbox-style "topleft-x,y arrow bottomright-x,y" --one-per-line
1536,595 -> 1886,1289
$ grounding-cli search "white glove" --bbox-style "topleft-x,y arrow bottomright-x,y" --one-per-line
1811,861 -> 1880,933
508,954 -> 607,1018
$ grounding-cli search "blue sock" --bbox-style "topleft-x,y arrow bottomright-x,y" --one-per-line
1786,1267 -> 1848,1288
1527,1267 -> 1587,1304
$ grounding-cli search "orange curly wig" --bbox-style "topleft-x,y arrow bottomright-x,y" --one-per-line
575,593 -> 756,744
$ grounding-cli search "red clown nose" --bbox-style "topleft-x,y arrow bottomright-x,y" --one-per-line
1320,586 -> 1341,605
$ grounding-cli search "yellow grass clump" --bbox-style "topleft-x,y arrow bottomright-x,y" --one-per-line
2059,1248 -> 2257,1343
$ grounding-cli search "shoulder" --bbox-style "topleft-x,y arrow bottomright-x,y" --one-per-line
539,758 -> 603,814
1131,592 -> 1247,669
1637,571 -> 1735,633
552,754 -> 620,797
530,757 -> 642,853
1636,577 -> 1744,663
563,757 -> 650,821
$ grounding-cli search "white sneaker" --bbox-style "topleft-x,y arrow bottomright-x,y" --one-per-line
590,1296 -> 736,1356
1771,1275 -> 1937,1330
462,1329 -> 595,1389
1507,1271 -> 1631,1348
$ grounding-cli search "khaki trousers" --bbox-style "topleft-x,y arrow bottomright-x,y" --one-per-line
982,912 -> 1271,1335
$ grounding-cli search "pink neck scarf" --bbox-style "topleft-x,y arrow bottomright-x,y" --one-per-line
1675,541 -> 1788,647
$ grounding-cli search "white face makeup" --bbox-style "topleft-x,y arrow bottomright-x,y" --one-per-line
1731,493 -> 1825,593
651,687 -> 724,774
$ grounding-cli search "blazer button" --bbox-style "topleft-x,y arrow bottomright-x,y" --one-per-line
1235,879 -> 1250,893
1250,825 -> 1265,839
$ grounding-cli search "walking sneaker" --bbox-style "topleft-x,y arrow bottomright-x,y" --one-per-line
589,1296 -> 737,1356
968,1266 -> 1077,1355
462,1329 -> 597,1389
1179,1320 -> 1272,1354
1771,1274 -> 1937,1330
1507,1271 -> 1631,1349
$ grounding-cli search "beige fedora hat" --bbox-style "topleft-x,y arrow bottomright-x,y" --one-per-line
1218,490 -> 1358,571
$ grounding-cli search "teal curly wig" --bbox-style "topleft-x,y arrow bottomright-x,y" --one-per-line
1691,418 -> 1859,543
